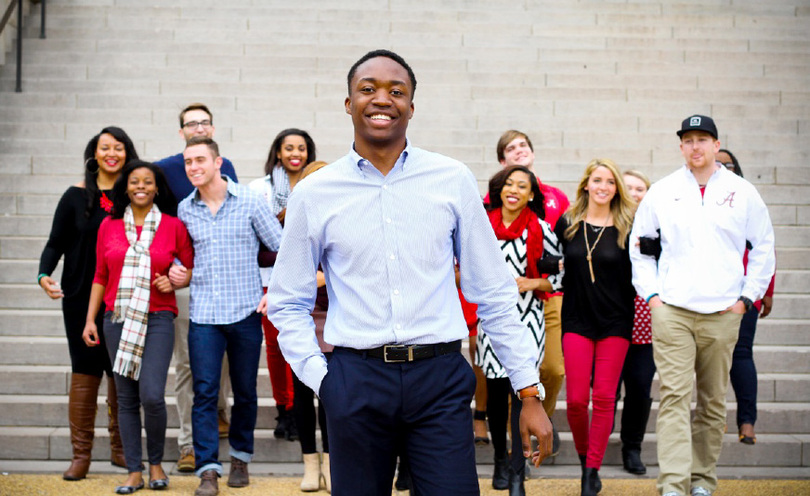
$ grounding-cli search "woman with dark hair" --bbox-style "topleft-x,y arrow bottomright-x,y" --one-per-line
555,158 -> 637,496
717,148 -> 742,176
249,128 -> 317,441
37,126 -> 138,480
82,160 -> 192,493
716,149 -> 776,446
476,165 -> 563,495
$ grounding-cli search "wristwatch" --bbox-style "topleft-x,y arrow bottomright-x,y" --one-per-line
738,296 -> 754,313
518,383 -> 545,401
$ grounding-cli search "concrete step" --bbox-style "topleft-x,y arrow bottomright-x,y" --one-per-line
5,332 -> 806,372
3,357 -> 809,403
0,424 -> 805,467
3,388 -> 808,435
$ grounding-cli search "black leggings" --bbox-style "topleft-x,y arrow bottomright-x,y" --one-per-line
486,377 -> 524,472
63,294 -> 112,377
293,371 -> 329,454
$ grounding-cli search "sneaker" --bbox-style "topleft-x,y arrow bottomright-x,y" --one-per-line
663,493 -> 681,496
194,470 -> 218,496
217,410 -> 229,439
177,445 -> 195,473
227,457 -> 249,488
691,488 -> 712,496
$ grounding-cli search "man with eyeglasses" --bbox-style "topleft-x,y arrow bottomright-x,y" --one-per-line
155,102 -> 238,473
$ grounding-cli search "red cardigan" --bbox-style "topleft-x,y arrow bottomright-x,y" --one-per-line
94,215 -> 194,315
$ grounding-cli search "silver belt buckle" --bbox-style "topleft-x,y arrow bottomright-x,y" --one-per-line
383,345 -> 413,363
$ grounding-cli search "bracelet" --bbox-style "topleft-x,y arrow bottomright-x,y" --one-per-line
37,273 -> 49,285
646,293 -> 659,304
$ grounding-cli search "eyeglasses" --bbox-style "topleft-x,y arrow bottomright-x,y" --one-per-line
182,120 -> 212,129
717,161 -> 735,171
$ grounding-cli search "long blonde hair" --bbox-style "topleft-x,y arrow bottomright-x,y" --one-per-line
563,158 -> 636,249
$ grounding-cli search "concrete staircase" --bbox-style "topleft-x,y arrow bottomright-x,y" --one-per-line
0,0 -> 808,475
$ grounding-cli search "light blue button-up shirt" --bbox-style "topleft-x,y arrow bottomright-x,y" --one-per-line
267,142 -> 541,395
179,177 -> 282,325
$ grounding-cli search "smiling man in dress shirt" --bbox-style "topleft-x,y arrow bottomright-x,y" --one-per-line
264,49 -> 552,496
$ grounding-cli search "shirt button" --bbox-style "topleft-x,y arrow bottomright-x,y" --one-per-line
396,324 -> 402,330
386,218 -> 392,224
382,185 -> 388,190
393,289 -> 400,295
389,254 -> 395,260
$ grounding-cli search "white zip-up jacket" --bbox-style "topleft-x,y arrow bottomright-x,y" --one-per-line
630,165 -> 775,314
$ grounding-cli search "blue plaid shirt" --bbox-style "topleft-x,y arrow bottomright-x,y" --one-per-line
179,177 -> 282,325
267,142 -> 541,395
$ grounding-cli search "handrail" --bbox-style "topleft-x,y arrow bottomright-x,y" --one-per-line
0,0 -> 47,92
0,1 -> 16,35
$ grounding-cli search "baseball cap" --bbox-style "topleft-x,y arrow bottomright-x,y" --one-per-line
676,115 -> 718,139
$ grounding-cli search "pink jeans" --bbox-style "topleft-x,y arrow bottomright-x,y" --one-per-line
563,332 -> 629,469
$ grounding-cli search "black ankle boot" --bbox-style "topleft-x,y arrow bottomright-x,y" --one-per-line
579,456 -> 601,494
622,447 -> 646,475
507,465 -> 525,496
492,454 -> 509,490
581,467 -> 601,496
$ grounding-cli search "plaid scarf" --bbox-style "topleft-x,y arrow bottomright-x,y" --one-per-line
112,204 -> 161,380
269,165 -> 291,215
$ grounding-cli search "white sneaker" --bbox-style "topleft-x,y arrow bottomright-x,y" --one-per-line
663,492 -> 680,496
691,488 -> 712,496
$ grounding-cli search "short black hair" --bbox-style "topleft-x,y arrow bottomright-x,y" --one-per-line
111,160 -> 177,218
346,49 -> 417,98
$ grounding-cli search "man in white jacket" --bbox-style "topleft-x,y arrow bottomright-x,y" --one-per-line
630,115 -> 775,496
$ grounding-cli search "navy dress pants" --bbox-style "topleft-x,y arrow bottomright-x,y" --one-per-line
320,348 -> 479,496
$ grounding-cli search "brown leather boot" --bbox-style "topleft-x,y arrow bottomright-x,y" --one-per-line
63,373 -> 102,480
106,376 -> 127,468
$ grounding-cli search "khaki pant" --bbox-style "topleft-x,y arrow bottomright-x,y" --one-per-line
652,303 -> 741,496
540,295 -> 564,417
173,288 -> 231,449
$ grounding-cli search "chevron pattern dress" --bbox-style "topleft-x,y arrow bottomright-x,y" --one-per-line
475,219 -> 563,379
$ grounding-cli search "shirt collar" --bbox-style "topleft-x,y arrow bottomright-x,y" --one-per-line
348,139 -> 412,177
192,175 -> 237,204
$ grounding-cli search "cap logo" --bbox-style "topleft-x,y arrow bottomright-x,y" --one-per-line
690,116 -> 701,126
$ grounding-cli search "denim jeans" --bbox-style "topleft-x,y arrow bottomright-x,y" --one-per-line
730,306 -> 759,427
104,311 -> 175,472
189,313 -> 262,476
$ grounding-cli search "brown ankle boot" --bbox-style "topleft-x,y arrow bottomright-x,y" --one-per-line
63,373 -> 102,480
106,376 -> 126,468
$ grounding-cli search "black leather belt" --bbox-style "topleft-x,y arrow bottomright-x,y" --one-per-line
340,340 -> 462,363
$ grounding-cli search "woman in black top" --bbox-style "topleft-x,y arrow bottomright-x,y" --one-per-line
37,126 -> 139,481
555,158 -> 636,496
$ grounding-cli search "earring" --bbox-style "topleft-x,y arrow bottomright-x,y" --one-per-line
85,158 -> 99,175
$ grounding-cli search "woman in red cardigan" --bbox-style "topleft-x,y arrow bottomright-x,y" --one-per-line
83,160 -> 193,494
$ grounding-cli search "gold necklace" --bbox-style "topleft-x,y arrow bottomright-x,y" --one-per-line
583,218 -> 608,283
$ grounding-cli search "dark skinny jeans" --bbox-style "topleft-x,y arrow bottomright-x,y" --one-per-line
730,306 -> 759,428
104,311 -> 175,472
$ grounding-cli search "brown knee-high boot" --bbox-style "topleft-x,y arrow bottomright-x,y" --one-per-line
106,376 -> 126,468
63,373 -> 102,481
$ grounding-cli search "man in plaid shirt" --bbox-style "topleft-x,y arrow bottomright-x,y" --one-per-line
171,136 -> 282,496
